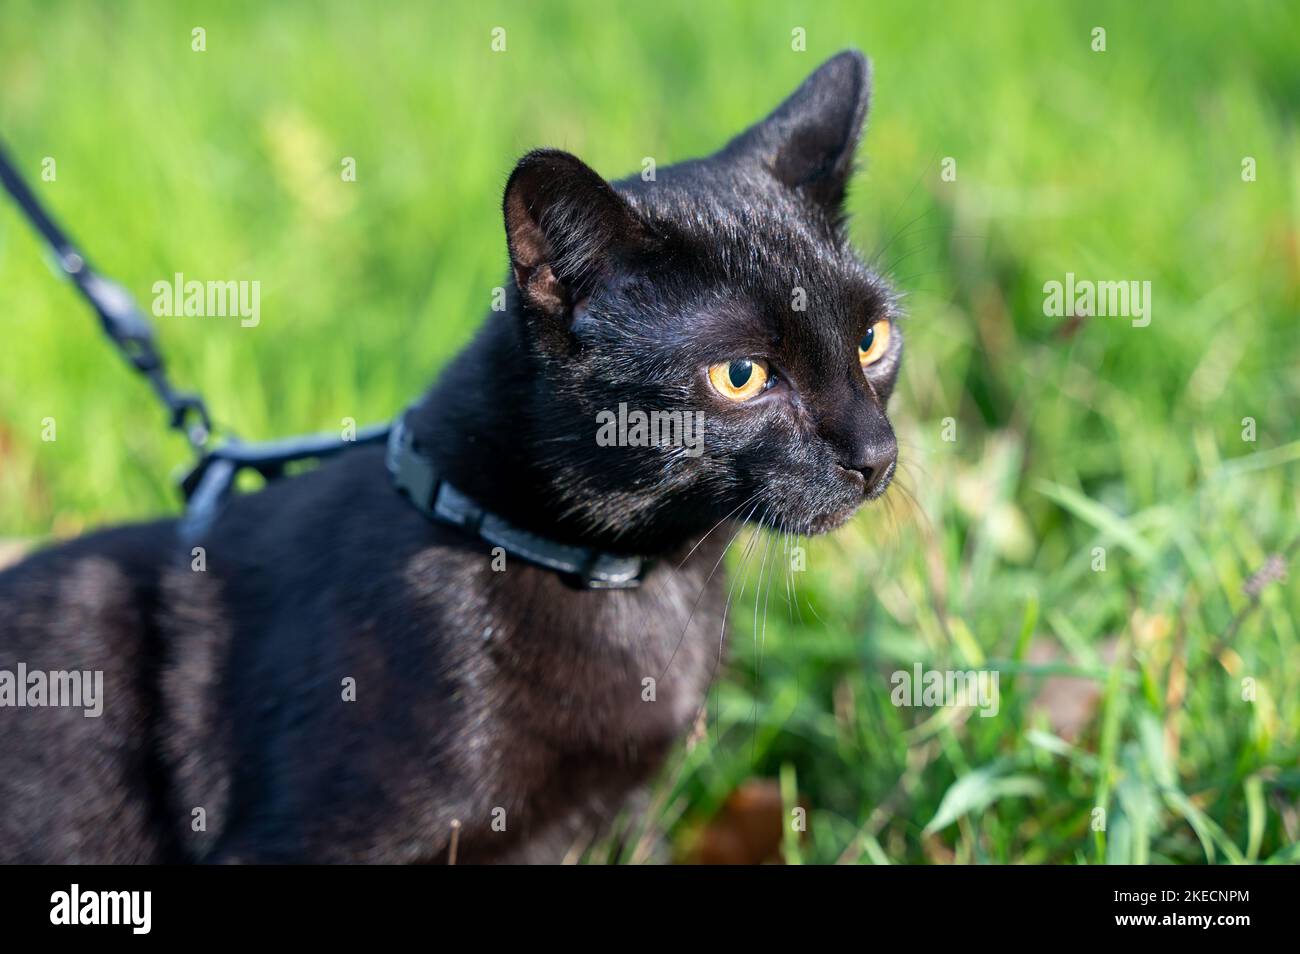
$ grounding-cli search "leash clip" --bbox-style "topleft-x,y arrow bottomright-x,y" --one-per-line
579,552 -> 646,589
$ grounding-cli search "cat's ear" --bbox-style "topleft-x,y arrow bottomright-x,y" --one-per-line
503,149 -> 648,321
722,49 -> 870,214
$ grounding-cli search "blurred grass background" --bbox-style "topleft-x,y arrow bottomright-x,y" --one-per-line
1,0 -> 1298,863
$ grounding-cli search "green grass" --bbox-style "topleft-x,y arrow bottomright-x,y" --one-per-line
2,0 -> 1298,864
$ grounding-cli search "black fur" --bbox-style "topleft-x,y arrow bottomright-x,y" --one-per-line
0,50 -> 901,863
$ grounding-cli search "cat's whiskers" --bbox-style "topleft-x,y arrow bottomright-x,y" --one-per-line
868,207 -> 936,274
782,530 -> 795,623
752,525 -> 778,664
880,231 -> 987,284
780,530 -> 808,628
752,524 -> 784,760
873,487 -> 902,549
704,508 -> 769,746
888,473 -> 934,540
684,512 -> 762,745
892,443 -> 930,481
656,497 -> 762,683
721,511 -> 767,665
745,527 -> 779,763
864,149 -> 941,274
674,490 -> 761,570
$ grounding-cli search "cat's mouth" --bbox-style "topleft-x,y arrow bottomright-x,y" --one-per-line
811,503 -> 863,534
786,500 -> 866,536
791,457 -> 896,535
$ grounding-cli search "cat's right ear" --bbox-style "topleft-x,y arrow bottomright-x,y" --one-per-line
722,49 -> 871,217
503,149 -> 648,323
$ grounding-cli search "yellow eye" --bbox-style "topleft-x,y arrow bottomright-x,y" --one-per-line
858,319 -> 892,367
708,358 -> 770,402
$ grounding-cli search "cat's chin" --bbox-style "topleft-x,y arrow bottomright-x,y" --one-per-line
784,502 -> 865,536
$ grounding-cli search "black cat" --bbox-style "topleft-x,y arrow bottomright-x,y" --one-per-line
0,49 -> 901,863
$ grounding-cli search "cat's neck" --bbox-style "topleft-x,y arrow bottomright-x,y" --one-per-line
406,311 -> 701,557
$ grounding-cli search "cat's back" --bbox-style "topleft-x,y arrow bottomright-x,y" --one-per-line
0,518 -> 181,861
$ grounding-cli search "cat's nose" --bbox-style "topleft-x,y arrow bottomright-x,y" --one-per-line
841,438 -> 897,497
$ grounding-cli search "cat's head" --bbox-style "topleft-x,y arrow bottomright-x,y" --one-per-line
503,50 -> 900,546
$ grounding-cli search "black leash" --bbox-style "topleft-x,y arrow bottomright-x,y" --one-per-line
179,423 -> 391,540
0,141 -> 212,451
1,140 -> 646,588
0,139 -> 387,539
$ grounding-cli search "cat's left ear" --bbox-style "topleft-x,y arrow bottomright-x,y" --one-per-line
503,149 -> 649,323
722,49 -> 871,215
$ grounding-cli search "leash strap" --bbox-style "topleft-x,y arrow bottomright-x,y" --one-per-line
0,140 -> 212,450
386,414 -> 646,589
179,423 -> 392,541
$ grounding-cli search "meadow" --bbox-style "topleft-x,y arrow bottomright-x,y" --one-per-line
1,0 -> 1297,863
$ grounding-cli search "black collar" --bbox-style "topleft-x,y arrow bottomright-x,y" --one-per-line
385,414 -> 648,590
